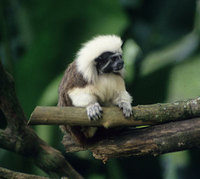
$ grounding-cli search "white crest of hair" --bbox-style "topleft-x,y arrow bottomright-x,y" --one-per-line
76,35 -> 123,84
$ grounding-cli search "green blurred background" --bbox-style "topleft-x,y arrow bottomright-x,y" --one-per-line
0,0 -> 200,178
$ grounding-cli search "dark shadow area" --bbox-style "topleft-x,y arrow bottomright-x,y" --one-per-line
0,109 -> 7,129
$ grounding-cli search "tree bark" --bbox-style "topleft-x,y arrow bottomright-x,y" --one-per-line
60,117 -> 200,163
0,62 -> 83,179
89,117 -> 200,162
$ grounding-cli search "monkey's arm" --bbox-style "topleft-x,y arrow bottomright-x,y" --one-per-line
68,88 -> 102,120
113,91 -> 133,118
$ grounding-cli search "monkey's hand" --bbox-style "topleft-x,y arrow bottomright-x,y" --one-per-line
86,102 -> 103,120
118,102 -> 133,118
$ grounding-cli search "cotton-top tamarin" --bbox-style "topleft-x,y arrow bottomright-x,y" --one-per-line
58,35 -> 132,144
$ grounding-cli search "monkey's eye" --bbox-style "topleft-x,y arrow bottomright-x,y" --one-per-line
110,53 -> 122,61
111,56 -> 118,61
95,57 -> 107,66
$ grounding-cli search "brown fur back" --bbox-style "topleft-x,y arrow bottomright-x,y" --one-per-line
58,61 -> 88,106
58,61 -> 89,144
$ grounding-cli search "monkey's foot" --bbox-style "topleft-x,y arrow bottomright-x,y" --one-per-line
86,102 -> 103,120
118,102 -> 133,118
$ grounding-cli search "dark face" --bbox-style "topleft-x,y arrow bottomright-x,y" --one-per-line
95,52 -> 124,74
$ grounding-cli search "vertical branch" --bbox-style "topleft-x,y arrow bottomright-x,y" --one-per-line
0,61 -> 83,179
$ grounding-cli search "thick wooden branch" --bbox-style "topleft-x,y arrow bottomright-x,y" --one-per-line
29,97 -> 200,127
61,117 -> 200,162
90,117 -> 200,161
0,62 -> 83,179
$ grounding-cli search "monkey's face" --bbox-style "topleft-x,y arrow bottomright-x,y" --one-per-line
95,52 -> 124,74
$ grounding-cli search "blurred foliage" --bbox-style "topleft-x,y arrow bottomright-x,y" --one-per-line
0,0 -> 200,178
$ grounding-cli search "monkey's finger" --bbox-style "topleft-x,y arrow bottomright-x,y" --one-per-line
87,107 -> 95,120
123,108 -> 132,118
94,106 -> 102,119
99,106 -> 103,113
92,112 -> 100,121
87,103 -> 103,120
92,103 -> 103,119
87,108 -> 99,120
94,112 -> 102,120
94,102 -> 103,113
118,102 -> 126,110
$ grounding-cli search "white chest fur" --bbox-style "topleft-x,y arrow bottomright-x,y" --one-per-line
91,74 -> 125,103
68,74 -> 126,107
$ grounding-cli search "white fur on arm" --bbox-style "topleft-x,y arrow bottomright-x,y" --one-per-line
113,90 -> 132,105
68,88 -> 97,107
68,88 -> 103,123
113,90 -> 133,118
68,88 -> 101,137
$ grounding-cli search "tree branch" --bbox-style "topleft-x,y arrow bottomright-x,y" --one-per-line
0,61 -> 83,179
90,117 -> 200,162
29,97 -> 200,128
0,166 -> 49,179
61,117 -> 200,163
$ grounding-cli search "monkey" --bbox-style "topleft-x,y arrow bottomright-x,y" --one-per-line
58,35 -> 133,145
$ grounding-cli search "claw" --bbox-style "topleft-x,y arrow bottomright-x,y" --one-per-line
118,102 -> 132,118
86,103 -> 103,121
